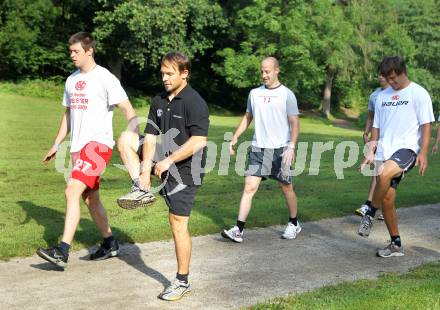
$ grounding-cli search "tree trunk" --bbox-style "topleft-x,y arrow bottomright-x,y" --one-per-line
107,58 -> 123,80
322,66 -> 335,119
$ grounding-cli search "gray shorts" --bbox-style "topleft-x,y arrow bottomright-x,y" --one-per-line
245,146 -> 292,184
387,148 -> 416,189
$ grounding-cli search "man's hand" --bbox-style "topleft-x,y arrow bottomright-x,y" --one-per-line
282,147 -> 295,165
415,152 -> 428,176
363,133 -> 370,144
432,143 -> 439,155
154,157 -> 173,178
229,136 -> 238,155
359,150 -> 375,172
42,145 -> 58,163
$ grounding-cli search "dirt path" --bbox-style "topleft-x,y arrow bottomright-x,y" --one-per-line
1,204 -> 439,309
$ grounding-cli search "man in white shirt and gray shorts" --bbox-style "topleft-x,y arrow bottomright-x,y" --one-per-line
222,56 -> 301,243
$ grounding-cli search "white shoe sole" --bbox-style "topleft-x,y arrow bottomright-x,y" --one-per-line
377,251 -> 404,258
159,288 -> 191,301
36,250 -> 67,268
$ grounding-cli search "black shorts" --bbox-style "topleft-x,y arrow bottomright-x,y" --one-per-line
245,146 -> 292,184
387,148 -> 416,189
159,176 -> 199,217
139,134 -> 199,216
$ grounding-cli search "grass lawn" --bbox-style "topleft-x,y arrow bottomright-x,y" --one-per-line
250,261 -> 440,310
1,92 -> 439,260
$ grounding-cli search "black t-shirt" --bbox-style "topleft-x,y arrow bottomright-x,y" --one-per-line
145,85 -> 209,185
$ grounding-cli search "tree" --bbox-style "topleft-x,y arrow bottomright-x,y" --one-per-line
213,0 -> 353,116
93,0 -> 227,79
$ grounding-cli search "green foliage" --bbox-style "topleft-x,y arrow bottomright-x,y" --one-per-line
0,0 -> 439,114
0,0 -> 67,77
93,0 -> 227,71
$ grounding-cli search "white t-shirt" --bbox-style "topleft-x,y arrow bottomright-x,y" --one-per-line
246,84 -> 299,148
62,65 -> 128,153
373,82 -> 434,160
367,87 -> 382,112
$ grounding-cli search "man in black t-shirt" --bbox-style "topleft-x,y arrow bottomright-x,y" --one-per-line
117,52 -> 209,301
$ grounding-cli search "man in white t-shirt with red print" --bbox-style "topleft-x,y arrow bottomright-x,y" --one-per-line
36,32 -> 138,268
358,56 -> 434,258
222,56 -> 301,243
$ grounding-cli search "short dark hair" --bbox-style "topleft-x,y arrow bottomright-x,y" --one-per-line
68,32 -> 96,55
379,56 -> 407,76
161,52 -> 191,76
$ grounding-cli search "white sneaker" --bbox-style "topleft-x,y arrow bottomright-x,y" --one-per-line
282,222 -> 302,239
221,226 -> 243,243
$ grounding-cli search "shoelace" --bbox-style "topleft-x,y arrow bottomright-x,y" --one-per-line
361,217 -> 372,230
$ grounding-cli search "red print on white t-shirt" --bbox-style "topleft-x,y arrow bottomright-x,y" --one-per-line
75,80 -> 86,91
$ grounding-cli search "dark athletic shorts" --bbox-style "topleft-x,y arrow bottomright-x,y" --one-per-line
387,148 -> 416,189
245,146 -> 292,184
159,175 -> 199,217
138,136 -> 198,217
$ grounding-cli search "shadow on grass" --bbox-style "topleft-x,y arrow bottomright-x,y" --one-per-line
18,200 -> 170,288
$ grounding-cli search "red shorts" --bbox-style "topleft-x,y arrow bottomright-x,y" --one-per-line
71,142 -> 113,190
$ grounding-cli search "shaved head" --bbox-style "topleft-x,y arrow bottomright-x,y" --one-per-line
261,57 -> 279,69
260,56 -> 280,88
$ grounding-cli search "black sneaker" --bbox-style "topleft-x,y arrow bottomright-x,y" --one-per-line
36,246 -> 68,268
90,239 -> 120,260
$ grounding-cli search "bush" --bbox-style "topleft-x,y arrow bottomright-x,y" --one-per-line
0,79 -> 152,108
0,78 -> 64,100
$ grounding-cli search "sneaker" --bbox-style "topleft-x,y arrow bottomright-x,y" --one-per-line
221,226 -> 243,243
158,279 -> 191,301
36,246 -> 68,268
358,215 -> 373,237
377,242 -> 404,258
117,184 -> 156,210
355,204 -> 370,216
377,213 -> 384,221
282,222 -> 302,239
90,239 -> 120,260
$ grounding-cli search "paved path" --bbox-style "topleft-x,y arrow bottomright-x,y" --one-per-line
1,204 -> 439,309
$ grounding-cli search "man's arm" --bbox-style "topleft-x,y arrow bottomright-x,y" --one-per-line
360,127 -> 379,171
154,136 -> 208,177
42,108 -> 70,163
230,112 -> 253,155
282,115 -> 299,165
416,123 -> 432,176
139,134 -> 157,190
363,111 -> 374,143
117,99 -> 139,134
431,124 -> 440,154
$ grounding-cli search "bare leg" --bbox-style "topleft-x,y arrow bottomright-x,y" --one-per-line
366,176 -> 376,201
83,189 -> 112,238
279,182 -> 298,218
371,160 -> 403,209
237,176 -> 262,222
61,179 -> 88,244
169,213 -> 191,275
117,131 -> 140,181
382,187 -> 399,236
